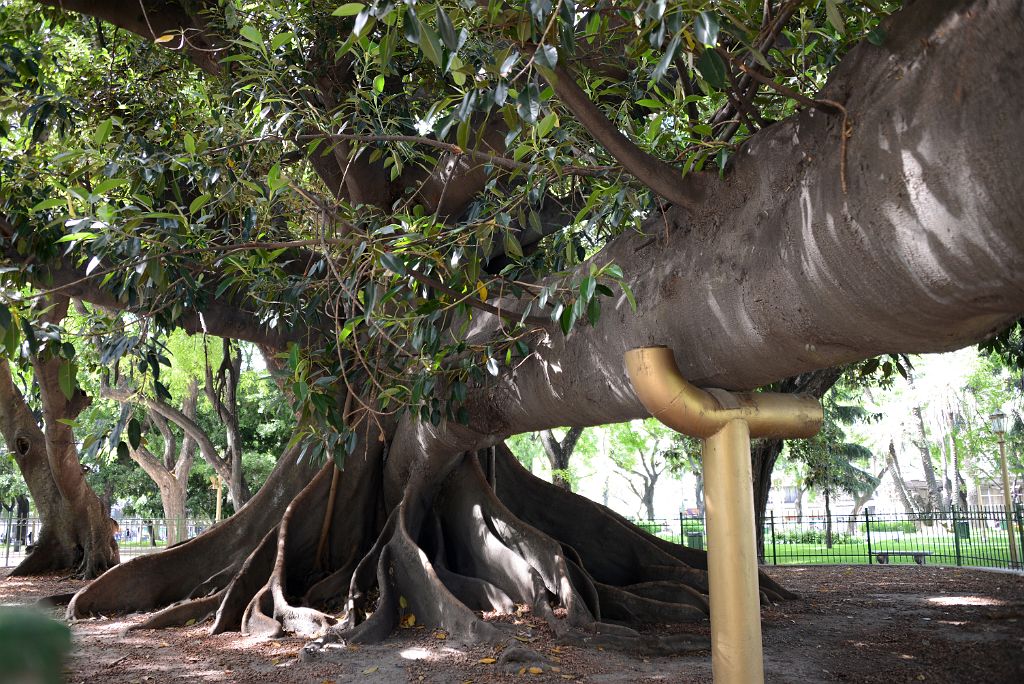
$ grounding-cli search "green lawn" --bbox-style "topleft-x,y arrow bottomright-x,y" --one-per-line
766,534 -> 1018,567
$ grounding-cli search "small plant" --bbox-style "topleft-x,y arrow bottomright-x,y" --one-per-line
0,607 -> 72,684
860,520 -> 917,534
776,529 -> 857,545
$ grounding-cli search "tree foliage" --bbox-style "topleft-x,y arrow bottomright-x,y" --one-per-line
0,0 -> 901,462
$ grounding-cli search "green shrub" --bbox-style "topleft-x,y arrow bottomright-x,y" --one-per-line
776,529 -> 857,545
0,607 -> 72,684
860,520 -> 917,534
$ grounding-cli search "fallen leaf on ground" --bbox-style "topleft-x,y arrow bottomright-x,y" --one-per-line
362,665 -> 379,674
478,657 -> 497,664
434,631 -> 447,639
400,613 -> 417,628
528,666 -> 543,674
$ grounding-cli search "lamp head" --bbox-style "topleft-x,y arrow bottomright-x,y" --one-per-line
989,411 -> 1008,435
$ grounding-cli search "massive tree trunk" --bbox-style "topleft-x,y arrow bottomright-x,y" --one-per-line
50,0 -> 1024,653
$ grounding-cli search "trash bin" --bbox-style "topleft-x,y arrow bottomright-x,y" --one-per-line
955,521 -> 970,539
685,532 -> 704,550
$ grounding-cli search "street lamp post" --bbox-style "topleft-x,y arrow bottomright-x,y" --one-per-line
989,411 -> 1019,568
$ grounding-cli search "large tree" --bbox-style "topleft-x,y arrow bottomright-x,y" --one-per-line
0,0 -> 1021,655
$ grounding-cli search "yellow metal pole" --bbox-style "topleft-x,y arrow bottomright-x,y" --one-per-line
624,346 -> 823,684
998,436 -> 1020,567
214,475 -> 223,523
703,418 -> 764,684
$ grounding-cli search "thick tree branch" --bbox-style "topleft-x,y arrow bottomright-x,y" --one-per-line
548,63 -> 711,210
101,384 -> 230,484
38,0 -> 225,74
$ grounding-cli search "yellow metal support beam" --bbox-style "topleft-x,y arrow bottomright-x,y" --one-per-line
625,346 -> 823,684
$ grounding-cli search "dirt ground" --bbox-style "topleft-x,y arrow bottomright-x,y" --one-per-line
2,565 -> 1023,683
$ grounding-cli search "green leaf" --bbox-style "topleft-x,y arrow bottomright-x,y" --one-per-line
189,193 -> 212,215
373,74 -> 385,93
239,25 -> 264,48
117,441 -> 129,461
694,12 -> 720,47
537,111 -> 557,138
58,360 -> 75,401
486,357 -> 499,376
380,252 -> 407,275
825,0 -> 846,35
54,232 -> 99,244
31,198 -> 65,213
696,49 -> 727,90
183,133 -> 196,154
866,27 -> 886,46
418,24 -> 444,68
93,178 -> 128,194
503,231 -> 523,260
270,31 -> 294,51
332,2 -> 365,17
436,6 -> 458,51
652,33 -> 680,83
93,118 -> 113,146
534,44 -> 558,70
127,418 -> 142,450
621,281 -> 637,312
587,296 -> 601,326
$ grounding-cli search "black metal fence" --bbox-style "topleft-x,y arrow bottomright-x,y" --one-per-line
1,516 -> 214,567
630,506 -> 1024,570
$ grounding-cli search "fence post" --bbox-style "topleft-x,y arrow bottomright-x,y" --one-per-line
952,506 -> 963,567
3,506 -> 12,567
770,512 -> 778,565
679,510 -> 684,546
1016,504 -> 1024,569
864,510 -> 873,564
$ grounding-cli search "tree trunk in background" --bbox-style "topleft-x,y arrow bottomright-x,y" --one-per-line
912,406 -> 942,513
15,495 -> 29,548
887,440 -> 920,515
0,357 -> 116,577
752,439 -> 785,562
751,367 -> 842,561
206,339 -> 251,510
539,427 -> 583,491
825,490 -> 833,549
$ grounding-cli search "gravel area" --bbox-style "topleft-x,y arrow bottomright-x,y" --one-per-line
2,565 -> 1023,682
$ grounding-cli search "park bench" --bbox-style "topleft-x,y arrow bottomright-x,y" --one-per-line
874,551 -> 932,565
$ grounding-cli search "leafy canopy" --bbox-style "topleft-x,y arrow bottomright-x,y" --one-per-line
0,0 -> 894,461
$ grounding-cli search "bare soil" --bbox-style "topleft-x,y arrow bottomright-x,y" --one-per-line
3,565 -> 1023,683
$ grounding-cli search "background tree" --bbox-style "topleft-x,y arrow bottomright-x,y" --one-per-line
608,420 -> 675,521
789,395 -> 877,548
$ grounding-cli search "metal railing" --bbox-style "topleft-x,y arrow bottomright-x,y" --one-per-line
2,516 -> 214,568
630,506 -> 1024,570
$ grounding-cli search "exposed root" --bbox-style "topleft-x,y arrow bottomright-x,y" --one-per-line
127,590 -> 226,632
63,429 -> 791,662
